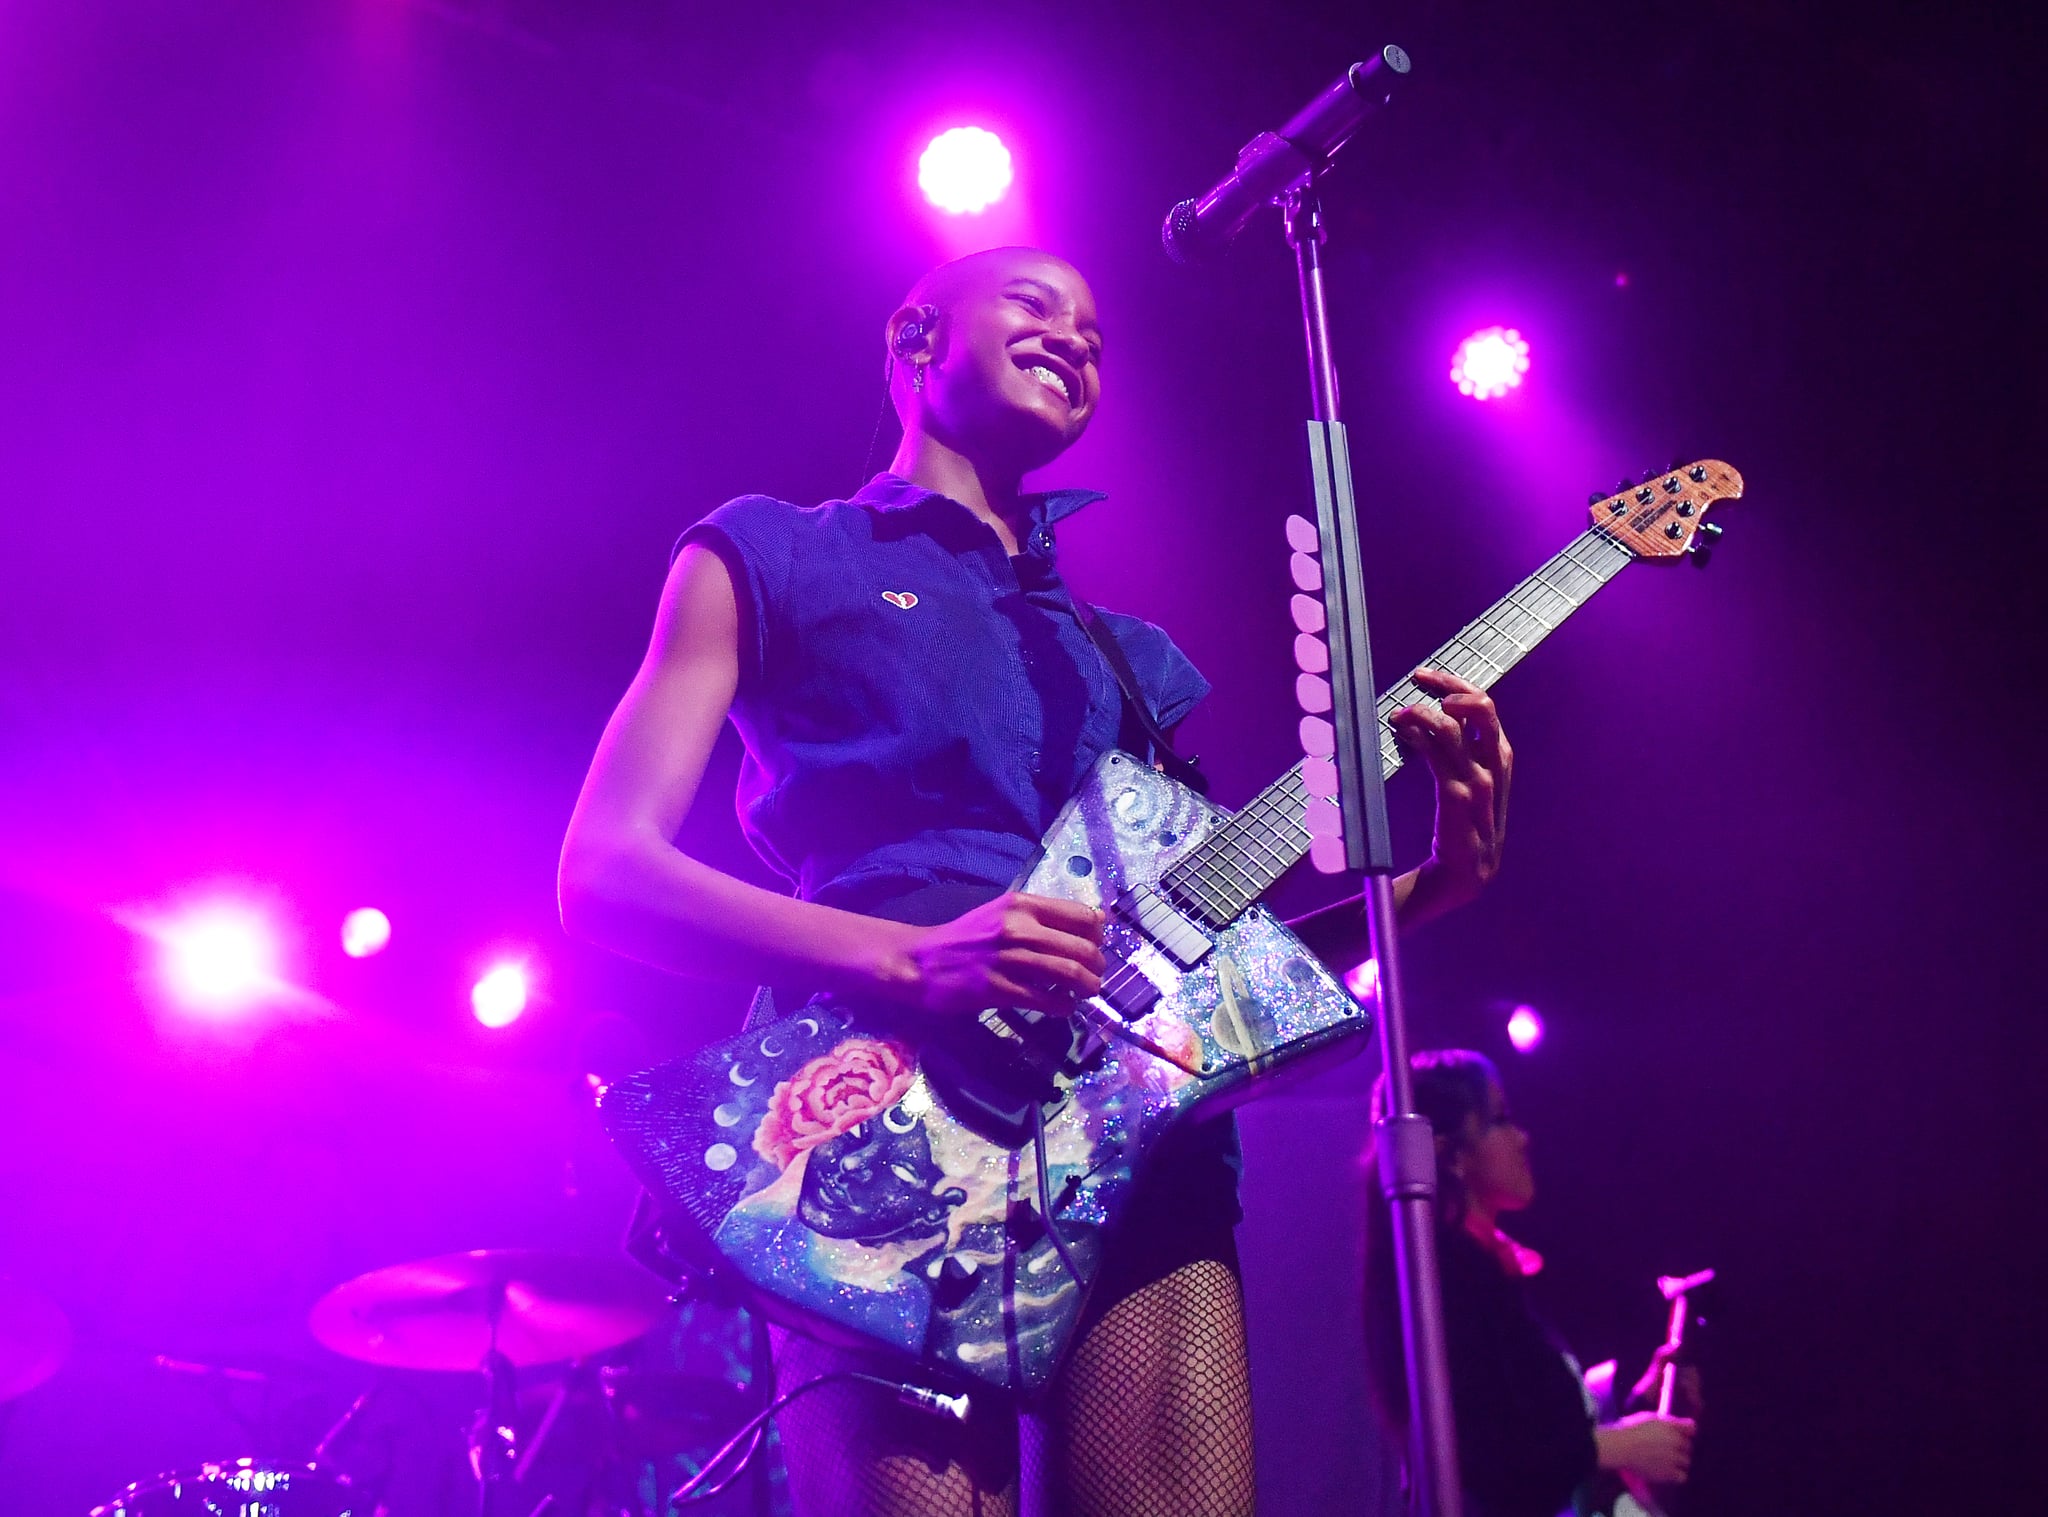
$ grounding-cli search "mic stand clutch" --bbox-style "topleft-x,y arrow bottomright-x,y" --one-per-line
1280,171 -> 1465,1517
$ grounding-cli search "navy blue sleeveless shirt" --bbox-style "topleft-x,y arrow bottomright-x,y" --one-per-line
680,473 -> 1210,912
684,474 -> 1244,1228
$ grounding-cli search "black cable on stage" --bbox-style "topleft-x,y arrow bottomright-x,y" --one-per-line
671,1368 -> 970,1504
1033,1103 -> 1086,1291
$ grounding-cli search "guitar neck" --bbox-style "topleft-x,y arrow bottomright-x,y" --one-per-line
1163,524 -> 1638,924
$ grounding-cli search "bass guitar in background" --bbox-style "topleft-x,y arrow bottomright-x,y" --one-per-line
1583,1267 -> 1715,1517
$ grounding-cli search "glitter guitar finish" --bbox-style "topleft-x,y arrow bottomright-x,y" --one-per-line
600,461 -> 1745,1397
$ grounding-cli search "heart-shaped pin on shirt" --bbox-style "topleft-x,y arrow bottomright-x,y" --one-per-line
881,591 -> 919,609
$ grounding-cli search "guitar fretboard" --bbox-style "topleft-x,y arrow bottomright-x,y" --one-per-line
1161,525 -> 1636,926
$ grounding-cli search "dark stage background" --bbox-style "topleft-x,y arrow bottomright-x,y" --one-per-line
2,2 -> 2041,1512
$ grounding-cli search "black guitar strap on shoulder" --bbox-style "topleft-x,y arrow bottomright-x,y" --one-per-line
1074,600 -> 1210,797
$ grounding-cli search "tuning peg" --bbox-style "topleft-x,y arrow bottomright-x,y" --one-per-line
1689,521 -> 1723,569
1587,490 -> 1606,507
1616,477 -> 1636,492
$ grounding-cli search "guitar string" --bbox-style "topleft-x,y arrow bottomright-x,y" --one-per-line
1162,524 -> 1634,914
1097,520 -> 1645,1028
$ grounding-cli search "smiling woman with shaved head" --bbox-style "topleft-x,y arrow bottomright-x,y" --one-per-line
560,247 -> 1512,1516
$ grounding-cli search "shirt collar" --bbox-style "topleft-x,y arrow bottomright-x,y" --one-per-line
853,473 -> 1105,552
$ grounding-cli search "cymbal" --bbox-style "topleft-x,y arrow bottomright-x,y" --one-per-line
309,1249 -> 670,1371
0,1279 -> 71,1400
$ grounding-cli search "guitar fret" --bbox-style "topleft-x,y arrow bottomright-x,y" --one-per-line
1231,819 -> 1297,877
1167,868 -> 1231,923
1476,607 -> 1529,656
1205,849 -> 1261,910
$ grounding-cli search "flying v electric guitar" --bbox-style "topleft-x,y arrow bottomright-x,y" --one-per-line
601,461 -> 1746,1397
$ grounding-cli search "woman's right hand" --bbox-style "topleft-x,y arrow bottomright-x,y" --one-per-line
887,892 -> 1106,1018
1595,1411 -> 1697,1484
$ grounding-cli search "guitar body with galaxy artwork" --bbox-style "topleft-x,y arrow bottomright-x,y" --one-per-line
600,462 -> 1746,1397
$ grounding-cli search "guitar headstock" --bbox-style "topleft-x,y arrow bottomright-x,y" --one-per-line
1589,459 -> 1745,559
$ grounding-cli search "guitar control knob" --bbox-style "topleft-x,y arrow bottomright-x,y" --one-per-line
1688,463 -> 1709,482
1664,521 -> 1684,540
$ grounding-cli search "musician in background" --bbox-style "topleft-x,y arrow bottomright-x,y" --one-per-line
560,245 -> 1513,1517
1363,1050 -> 1697,1517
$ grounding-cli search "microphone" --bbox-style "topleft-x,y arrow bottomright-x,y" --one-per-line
1162,45 -> 1412,264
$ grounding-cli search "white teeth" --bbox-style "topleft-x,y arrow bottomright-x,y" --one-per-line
1026,364 -> 1072,405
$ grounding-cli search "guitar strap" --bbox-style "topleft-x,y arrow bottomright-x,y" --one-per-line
1074,600 -> 1210,797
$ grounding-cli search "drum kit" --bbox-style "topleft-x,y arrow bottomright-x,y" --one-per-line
4,1250 -> 768,1516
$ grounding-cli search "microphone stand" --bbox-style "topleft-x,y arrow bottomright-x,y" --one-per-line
1281,184 -> 1463,1517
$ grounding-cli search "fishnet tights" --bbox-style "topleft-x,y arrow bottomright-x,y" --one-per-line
769,1257 -> 1254,1517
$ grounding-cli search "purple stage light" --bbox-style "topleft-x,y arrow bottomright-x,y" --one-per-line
918,127 -> 1013,215
161,905 -> 277,1015
1450,326 -> 1531,400
1506,1003 -> 1545,1053
340,907 -> 391,959
471,963 -> 528,1028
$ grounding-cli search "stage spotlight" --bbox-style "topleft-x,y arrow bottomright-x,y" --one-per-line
1450,326 -> 1531,400
340,907 -> 391,959
161,905 -> 277,1014
918,127 -> 1013,215
1506,1003 -> 1545,1053
471,963 -> 528,1029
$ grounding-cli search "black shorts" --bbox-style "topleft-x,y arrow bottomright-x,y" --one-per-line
1080,1111 -> 1243,1326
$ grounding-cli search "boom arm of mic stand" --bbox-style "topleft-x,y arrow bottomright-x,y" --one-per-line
1283,185 -> 1465,1517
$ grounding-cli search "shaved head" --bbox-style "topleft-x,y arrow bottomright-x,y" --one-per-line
884,247 -> 1103,474
902,246 -> 1090,314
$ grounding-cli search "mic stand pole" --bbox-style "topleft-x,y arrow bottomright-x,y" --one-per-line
1282,183 -> 1463,1517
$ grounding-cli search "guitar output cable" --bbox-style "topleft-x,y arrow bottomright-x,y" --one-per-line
676,1109 -> 1072,1504
671,1369 -> 970,1504
1033,1103 -> 1087,1291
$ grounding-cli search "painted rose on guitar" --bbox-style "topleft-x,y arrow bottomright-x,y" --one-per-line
752,1037 -> 917,1169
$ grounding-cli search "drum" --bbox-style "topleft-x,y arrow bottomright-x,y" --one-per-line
89,1460 -> 356,1516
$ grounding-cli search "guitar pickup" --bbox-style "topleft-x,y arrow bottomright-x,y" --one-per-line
1094,938 -> 1182,1021
1095,960 -> 1160,1021
1115,884 -> 1213,969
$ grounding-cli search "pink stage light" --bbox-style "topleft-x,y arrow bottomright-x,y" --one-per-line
1451,326 -> 1531,400
1344,958 -> 1381,1004
161,905 -> 277,1015
340,907 -> 391,959
471,963 -> 528,1028
1506,1003 -> 1545,1053
918,127 -> 1013,215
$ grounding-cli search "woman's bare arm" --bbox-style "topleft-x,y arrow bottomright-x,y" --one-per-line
558,544 -> 1103,1016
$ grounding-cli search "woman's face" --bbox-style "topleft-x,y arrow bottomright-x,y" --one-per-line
1449,1080 -> 1535,1214
918,251 -> 1103,472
